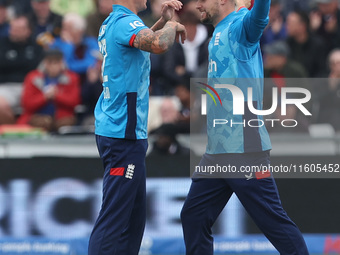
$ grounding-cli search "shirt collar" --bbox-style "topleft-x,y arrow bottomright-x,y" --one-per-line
112,4 -> 134,15
215,11 -> 236,29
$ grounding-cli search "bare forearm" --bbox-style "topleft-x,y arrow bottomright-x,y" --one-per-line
155,21 -> 177,51
134,21 -> 177,54
150,17 -> 167,32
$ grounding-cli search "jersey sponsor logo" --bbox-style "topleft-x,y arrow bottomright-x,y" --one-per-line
214,32 -> 221,46
110,167 -> 125,176
208,59 -> 217,73
125,164 -> 135,179
129,21 -> 144,29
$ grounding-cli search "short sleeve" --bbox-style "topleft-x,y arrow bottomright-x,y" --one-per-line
115,15 -> 149,47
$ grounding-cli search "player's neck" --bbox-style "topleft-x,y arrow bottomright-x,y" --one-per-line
113,1 -> 138,14
213,8 -> 234,27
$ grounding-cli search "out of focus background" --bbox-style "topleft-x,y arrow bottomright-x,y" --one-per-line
0,0 -> 340,254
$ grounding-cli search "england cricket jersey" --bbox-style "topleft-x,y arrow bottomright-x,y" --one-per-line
95,5 -> 150,140
206,5 -> 272,154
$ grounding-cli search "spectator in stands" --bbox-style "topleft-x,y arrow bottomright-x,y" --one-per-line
9,0 -> 32,15
263,41 -> 310,132
261,0 -> 287,47
149,52 -> 169,95
50,0 -> 95,17
174,81 -> 192,133
286,10 -> 327,77
29,0 -> 62,46
264,40 -> 308,78
17,49 -> 80,132
310,0 -> 340,54
0,15 -> 43,124
159,97 -> 179,124
50,13 -> 99,83
152,80 -> 194,134
86,0 -> 112,38
163,0 -> 209,91
81,52 -> 103,125
141,0 -> 168,28
149,123 -> 190,156
142,0 -> 178,95
0,0 -> 9,38
315,49 -> 340,130
280,0 -> 310,17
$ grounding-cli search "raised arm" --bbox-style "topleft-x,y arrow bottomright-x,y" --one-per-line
133,21 -> 186,54
242,0 -> 271,43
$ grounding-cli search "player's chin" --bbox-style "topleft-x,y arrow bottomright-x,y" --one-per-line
200,12 -> 213,24
200,17 -> 212,24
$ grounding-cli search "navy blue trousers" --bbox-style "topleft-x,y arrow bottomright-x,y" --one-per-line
88,135 -> 148,255
181,151 -> 309,255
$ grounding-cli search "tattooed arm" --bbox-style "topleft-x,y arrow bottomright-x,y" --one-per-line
133,21 -> 186,54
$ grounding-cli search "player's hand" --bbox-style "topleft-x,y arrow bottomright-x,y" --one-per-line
161,0 -> 183,21
174,22 -> 187,44
234,0 -> 251,10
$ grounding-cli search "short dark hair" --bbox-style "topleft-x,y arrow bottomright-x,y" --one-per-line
292,10 -> 310,30
271,0 -> 281,6
44,49 -> 64,60
11,15 -> 33,31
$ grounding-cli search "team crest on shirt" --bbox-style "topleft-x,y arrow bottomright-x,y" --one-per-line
125,164 -> 135,179
214,32 -> 221,46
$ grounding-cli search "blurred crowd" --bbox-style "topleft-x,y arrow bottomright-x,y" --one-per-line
0,0 -> 110,131
0,0 -> 340,150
